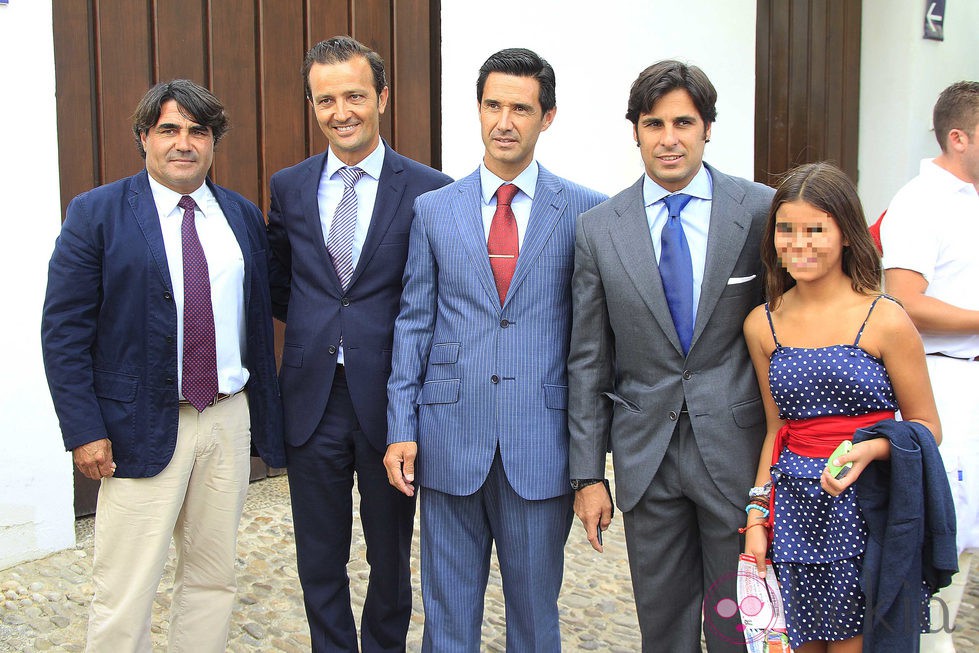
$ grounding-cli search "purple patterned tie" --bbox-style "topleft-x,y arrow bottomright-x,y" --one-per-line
178,195 -> 218,411
327,166 -> 366,289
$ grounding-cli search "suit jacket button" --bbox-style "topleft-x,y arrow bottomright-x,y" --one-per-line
328,345 -> 337,354
163,291 -> 172,300
341,297 -> 350,307
669,410 -> 678,421
166,377 -> 174,385
500,319 -> 509,328
682,370 -> 692,380
491,374 -> 500,384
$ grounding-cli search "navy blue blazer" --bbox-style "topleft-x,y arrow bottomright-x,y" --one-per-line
854,419 -> 957,652
41,170 -> 286,476
267,143 -> 452,451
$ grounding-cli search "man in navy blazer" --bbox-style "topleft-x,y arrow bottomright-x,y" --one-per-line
385,48 -> 606,651
41,80 -> 284,652
267,37 -> 451,652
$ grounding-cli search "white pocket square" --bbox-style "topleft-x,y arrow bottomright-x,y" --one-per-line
727,275 -> 756,285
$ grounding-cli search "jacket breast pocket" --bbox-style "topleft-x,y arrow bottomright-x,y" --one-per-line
417,379 -> 461,405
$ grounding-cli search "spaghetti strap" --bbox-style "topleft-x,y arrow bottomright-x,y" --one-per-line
853,295 -> 887,346
764,302 -> 782,348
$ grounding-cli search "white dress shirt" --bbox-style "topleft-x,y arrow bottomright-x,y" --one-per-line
643,164 -> 714,326
148,175 -> 248,396
479,161 -> 538,250
318,140 -> 386,364
881,158 -> 979,358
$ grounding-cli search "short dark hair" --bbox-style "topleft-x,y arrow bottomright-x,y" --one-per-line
626,60 -> 717,127
132,79 -> 229,158
476,48 -> 556,114
762,162 -> 881,308
303,36 -> 387,101
933,80 -> 979,152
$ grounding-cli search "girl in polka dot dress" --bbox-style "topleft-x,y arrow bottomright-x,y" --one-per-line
741,163 -> 941,652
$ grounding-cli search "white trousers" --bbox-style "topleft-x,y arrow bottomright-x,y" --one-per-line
920,356 -> 979,653
85,392 -> 251,653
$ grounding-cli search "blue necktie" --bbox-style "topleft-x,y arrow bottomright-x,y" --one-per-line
327,166 -> 365,290
660,193 -> 694,354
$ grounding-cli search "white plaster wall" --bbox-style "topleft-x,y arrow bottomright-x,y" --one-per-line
859,0 -> 979,218
0,0 -> 76,569
440,0 -> 759,196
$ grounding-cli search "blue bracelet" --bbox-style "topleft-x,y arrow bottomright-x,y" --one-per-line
745,504 -> 770,519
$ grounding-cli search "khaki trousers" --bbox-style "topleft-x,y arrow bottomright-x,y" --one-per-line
86,392 -> 251,653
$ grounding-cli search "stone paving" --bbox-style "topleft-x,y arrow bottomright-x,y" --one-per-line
1,471 -> 977,652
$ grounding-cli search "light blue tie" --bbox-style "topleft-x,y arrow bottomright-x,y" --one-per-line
326,166 -> 365,289
660,193 -> 694,354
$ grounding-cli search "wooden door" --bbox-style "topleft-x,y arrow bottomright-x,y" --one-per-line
755,0 -> 862,185
53,0 -> 442,516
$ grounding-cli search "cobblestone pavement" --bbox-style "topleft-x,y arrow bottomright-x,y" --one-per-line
2,471 -> 977,652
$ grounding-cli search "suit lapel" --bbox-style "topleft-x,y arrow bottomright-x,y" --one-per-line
349,144 -> 405,288
129,171 -> 174,292
301,151 -> 344,291
503,167 -> 567,309
452,170 -> 500,307
690,165 -> 751,348
607,177 -> 685,355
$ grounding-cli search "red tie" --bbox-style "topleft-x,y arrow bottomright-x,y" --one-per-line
488,183 -> 519,305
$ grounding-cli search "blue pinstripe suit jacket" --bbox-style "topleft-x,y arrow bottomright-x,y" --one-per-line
387,166 -> 606,500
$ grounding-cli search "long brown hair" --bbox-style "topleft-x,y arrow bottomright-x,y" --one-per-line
762,162 -> 881,308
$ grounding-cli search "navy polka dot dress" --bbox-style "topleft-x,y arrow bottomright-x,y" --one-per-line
765,296 -> 897,648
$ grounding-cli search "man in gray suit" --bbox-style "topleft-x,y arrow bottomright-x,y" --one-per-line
568,61 -> 774,652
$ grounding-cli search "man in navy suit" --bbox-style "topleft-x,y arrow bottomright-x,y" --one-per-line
41,80 -> 285,652
385,48 -> 606,652
266,37 -> 451,652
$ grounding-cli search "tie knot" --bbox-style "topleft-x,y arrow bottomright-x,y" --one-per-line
663,193 -> 692,219
495,183 -> 519,206
338,166 -> 365,188
178,195 -> 196,212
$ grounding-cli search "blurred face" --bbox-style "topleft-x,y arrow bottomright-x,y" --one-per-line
140,100 -> 214,194
774,200 -> 847,282
633,88 -> 711,192
479,72 -> 555,180
308,56 -> 389,166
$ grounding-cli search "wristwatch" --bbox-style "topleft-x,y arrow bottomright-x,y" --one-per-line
570,478 -> 603,491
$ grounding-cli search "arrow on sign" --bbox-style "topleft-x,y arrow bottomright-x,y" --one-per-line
927,2 -> 944,32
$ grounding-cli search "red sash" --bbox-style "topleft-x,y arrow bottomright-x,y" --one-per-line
766,410 -> 895,533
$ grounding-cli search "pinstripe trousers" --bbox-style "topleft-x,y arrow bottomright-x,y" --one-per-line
419,450 -> 573,652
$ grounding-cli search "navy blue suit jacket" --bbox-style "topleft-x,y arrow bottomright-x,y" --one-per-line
267,143 -> 452,451
855,419 -> 957,652
41,170 -> 286,477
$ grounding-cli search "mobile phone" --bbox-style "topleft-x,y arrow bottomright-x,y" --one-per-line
826,440 -> 853,480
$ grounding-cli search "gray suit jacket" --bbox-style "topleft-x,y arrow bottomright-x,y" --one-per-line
568,163 -> 774,511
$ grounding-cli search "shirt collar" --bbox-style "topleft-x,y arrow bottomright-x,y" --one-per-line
146,173 -> 212,218
326,139 -> 385,181
642,163 -> 713,208
480,160 -> 539,205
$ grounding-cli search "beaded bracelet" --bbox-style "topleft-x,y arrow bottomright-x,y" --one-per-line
745,504 -> 770,519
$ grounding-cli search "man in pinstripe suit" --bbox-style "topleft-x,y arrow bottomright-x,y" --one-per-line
384,48 -> 606,652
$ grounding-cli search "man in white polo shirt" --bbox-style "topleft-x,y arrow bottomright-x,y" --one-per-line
881,80 -> 979,651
